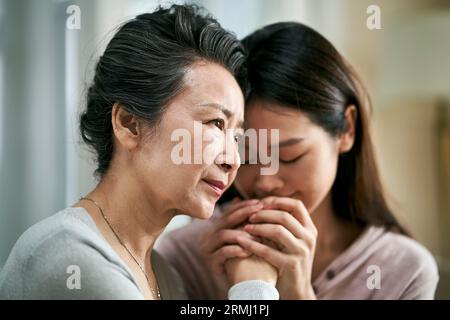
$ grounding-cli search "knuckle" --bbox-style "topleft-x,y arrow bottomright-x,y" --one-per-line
229,245 -> 242,256
280,212 -> 291,225
261,196 -> 275,205
297,242 -> 309,255
222,244 -> 234,253
217,248 -> 229,260
260,246 -> 270,258
310,229 -> 318,242
285,257 -> 300,271
250,212 -> 260,222
274,225 -> 284,237
294,199 -> 303,210
312,226 -> 318,236
304,235 -> 315,248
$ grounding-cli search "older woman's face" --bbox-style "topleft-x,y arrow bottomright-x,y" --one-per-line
234,99 -> 341,214
133,61 -> 244,219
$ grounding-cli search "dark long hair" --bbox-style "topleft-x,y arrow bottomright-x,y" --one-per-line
80,4 -> 247,178
222,22 -> 409,236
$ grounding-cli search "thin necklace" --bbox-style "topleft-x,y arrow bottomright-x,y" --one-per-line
80,196 -> 161,300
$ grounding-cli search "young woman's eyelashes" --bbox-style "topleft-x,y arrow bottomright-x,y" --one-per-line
240,148 -> 307,165
279,153 -> 305,164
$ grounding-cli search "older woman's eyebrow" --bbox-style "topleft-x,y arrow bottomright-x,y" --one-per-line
197,102 -> 244,128
197,102 -> 233,117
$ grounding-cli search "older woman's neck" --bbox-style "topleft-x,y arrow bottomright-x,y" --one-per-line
81,171 -> 175,262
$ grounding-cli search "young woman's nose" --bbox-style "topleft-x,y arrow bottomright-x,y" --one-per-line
254,174 -> 284,197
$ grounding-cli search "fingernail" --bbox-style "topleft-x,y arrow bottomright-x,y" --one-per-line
249,214 -> 256,222
244,224 -> 254,232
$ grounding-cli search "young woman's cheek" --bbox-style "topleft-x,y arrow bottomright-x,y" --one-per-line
292,151 -> 336,212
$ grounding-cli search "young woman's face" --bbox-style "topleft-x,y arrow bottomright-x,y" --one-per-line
235,99 -> 341,214
132,61 -> 244,219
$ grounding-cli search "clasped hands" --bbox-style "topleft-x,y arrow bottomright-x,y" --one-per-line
199,196 -> 318,300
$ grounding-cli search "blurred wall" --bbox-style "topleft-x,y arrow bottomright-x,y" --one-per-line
0,0 -> 67,265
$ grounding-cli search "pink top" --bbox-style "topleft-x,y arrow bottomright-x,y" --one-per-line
158,207 -> 439,300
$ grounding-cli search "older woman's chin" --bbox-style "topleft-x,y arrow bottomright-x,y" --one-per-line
185,199 -> 216,220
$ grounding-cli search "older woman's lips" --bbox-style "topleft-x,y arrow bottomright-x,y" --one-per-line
202,179 -> 226,197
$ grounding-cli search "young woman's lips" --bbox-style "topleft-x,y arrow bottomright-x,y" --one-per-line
203,179 -> 226,197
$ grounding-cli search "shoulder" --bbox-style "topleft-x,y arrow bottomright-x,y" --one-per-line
368,227 -> 439,299
376,229 -> 438,276
0,207 -> 141,299
1,207 -> 99,268
2,207 -> 108,270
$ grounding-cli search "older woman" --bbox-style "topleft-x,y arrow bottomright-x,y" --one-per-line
0,5 -> 277,300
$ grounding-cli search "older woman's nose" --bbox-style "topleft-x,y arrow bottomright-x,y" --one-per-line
219,148 -> 241,173
217,136 -> 241,173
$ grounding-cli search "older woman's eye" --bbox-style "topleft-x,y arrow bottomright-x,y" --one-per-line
208,119 -> 225,131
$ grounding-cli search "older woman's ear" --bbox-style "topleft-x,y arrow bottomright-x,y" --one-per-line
111,103 -> 140,151
338,105 -> 357,153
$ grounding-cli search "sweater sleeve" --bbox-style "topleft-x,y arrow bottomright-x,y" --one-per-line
228,280 -> 280,300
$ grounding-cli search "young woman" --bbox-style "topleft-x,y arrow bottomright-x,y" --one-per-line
0,5 -> 277,300
159,22 -> 439,300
